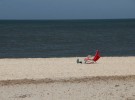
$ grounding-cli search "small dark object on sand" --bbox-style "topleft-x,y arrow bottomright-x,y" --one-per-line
77,59 -> 82,64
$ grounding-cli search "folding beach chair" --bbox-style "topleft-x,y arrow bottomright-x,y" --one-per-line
84,50 -> 100,64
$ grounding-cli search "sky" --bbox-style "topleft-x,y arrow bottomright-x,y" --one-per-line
0,0 -> 135,20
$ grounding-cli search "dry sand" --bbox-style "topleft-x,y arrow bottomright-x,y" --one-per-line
0,57 -> 135,100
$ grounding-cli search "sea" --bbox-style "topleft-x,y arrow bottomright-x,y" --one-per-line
0,19 -> 135,58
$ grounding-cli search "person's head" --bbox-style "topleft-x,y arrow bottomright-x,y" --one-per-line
87,55 -> 91,57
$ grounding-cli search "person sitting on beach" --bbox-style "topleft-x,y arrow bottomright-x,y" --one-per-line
84,55 -> 92,63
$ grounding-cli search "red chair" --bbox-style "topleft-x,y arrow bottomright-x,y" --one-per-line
85,50 -> 100,64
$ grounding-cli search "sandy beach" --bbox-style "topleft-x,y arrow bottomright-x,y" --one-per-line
0,57 -> 135,100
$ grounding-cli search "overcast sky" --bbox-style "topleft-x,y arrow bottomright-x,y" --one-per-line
0,0 -> 135,19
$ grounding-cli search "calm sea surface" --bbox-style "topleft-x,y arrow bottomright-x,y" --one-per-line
0,19 -> 135,58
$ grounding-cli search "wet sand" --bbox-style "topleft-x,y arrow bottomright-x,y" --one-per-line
0,57 -> 135,100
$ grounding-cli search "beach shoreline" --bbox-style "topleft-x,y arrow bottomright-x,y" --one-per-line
0,57 -> 135,81
0,57 -> 135,100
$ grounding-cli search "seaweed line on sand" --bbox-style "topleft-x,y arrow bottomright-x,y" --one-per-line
0,75 -> 135,86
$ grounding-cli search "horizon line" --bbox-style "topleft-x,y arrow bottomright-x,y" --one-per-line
0,18 -> 135,21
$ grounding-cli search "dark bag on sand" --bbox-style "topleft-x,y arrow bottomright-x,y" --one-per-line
77,59 -> 82,64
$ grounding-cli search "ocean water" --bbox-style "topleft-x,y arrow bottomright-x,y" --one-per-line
0,19 -> 135,58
